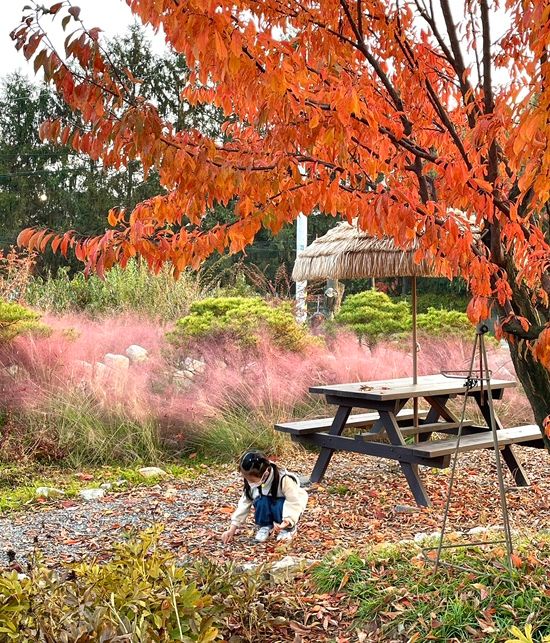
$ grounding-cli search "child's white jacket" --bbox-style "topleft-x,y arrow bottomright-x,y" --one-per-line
231,467 -> 308,528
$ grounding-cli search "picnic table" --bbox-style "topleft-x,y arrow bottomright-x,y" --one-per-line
275,374 -> 544,506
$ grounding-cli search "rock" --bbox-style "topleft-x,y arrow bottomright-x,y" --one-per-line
138,466 -> 168,478
172,370 -> 193,390
126,345 -> 148,363
100,482 -> 113,491
394,504 -> 420,514
183,357 -> 206,374
79,488 -> 105,501
114,479 -> 127,487
269,556 -> 315,583
104,354 -> 130,370
468,526 -> 489,536
413,531 -> 441,544
6,364 -> 19,377
94,362 -> 107,377
35,487 -> 65,499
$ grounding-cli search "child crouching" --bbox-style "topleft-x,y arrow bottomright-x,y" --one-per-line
221,450 -> 308,544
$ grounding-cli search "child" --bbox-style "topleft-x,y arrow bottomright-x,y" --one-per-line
221,450 -> 308,544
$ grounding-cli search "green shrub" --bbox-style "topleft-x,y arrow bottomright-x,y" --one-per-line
0,299 -> 49,341
417,307 -> 473,338
26,259 -> 206,321
168,296 -> 313,352
334,291 -> 474,343
395,292 -> 469,313
334,290 -> 411,342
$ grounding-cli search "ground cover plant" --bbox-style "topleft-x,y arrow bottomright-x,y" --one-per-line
1,523 -> 548,642
314,535 -> 550,642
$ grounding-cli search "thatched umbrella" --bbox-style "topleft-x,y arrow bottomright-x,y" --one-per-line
293,220 -> 442,386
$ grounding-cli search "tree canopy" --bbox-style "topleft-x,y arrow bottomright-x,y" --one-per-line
10,1 -> 550,437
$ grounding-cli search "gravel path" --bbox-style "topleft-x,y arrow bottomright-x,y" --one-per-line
1,448 -> 549,570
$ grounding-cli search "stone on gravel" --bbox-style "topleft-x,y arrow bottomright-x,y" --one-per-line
35,487 -> 65,499
269,556 -> 315,583
79,488 -> 105,501
126,345 -> 148,363
138,466 -> 168,478
468,526 -> 490,535
413,531 -> 441,544
100,483 -> 113,491
394,504 -> 420,514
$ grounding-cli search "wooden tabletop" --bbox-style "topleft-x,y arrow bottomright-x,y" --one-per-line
310,373 -> 516,402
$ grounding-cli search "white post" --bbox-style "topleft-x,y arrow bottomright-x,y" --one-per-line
295,213 -> 308,323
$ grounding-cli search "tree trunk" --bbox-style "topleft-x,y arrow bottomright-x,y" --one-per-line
502,270 -> 550,452
507,340 -> 550,451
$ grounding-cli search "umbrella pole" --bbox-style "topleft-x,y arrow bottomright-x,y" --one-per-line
412,276 -> 419,429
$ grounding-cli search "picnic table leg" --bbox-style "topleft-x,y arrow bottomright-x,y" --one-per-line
310,405 -> 351,483
377,411 -> 432,507
417,395 -> 452,442
473,392 -> 530,487
400,463 -> 431,507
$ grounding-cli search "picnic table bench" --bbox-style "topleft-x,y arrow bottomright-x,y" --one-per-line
275,374 -> 545,506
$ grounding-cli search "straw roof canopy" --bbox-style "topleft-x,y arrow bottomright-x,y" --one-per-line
292,221 -> 438,282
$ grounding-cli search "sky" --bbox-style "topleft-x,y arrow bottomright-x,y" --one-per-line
1,1 -> 514,86
0,0 -> 149,80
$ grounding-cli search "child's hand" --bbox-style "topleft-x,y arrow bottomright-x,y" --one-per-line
273,520 -> 292,532
221,525 -> 237,544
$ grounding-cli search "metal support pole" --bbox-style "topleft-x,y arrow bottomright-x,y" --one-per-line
432,323 -> 514,574
295,213 -> 308,323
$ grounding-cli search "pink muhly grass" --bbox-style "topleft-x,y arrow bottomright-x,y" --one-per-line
0,313 -> 533,444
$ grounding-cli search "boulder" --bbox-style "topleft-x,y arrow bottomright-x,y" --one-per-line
182,357 -> 206,374
126,345 -> 148,363
104,354 -> 130,370
94,362 -> 107,377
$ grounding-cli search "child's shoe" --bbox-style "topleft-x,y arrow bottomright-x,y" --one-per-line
276,526 -> 297,542
255,526 -> 273,543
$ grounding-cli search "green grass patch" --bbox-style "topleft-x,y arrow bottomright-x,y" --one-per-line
313,536 -> 550,642
0,458 -> 213,514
